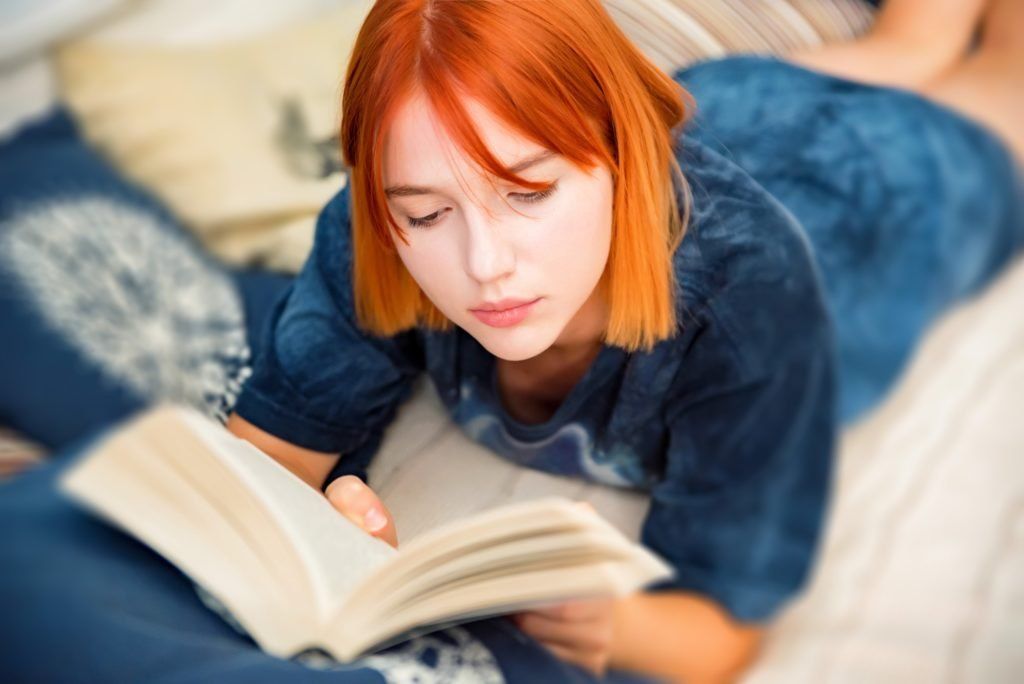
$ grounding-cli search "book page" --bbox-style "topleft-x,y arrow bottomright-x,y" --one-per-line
361,528 -> 630,612
330,559 -> 670,661
180,408 -> 397,620
338,499 -> 671,635
59,417 -> 314,656
343,497 -> 599,612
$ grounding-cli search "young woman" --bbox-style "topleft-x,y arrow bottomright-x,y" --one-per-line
220,0 -> 1024,680
1,0 -> 1020,682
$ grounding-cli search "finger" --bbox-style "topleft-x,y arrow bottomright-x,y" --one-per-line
540,641 -> 608,677
528,601 -> 577,621
325,476 -> 399,548
518,612 -> 613,653
530,597 -> 614,622
324,475 -> 398,548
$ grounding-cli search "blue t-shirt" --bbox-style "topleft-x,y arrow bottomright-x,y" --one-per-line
232,123 -> 839,624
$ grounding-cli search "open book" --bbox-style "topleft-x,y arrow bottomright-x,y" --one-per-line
58,404 -> 674,662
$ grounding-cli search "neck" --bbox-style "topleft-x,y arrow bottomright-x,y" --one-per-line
523,284 -> 609,367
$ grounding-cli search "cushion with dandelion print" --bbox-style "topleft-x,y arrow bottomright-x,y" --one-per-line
0,106 -> 290,451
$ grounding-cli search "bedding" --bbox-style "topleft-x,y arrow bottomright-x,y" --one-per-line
0,0 -> 131,141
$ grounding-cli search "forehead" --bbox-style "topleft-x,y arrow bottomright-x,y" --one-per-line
382,90 -> 548,188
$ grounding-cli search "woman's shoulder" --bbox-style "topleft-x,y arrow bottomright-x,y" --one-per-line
668,131 -> 834,379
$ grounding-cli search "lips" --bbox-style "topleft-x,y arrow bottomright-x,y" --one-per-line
471,297 -> 539,313
470,297 -> 541,328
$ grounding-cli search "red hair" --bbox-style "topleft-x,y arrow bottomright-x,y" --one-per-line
340,0 -> 693,352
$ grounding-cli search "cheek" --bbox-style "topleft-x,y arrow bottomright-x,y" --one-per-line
394,237 -> 460,298
533,188 -> 612,276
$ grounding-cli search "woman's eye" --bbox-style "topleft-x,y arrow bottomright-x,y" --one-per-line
407,209 -> 444,228
511,181 -> 558,204
405,181 -> 558,229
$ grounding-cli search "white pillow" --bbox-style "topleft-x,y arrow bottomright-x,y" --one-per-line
0,0 -> 127,64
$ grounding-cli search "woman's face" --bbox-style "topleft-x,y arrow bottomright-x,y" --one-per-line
383,90 -> 614,362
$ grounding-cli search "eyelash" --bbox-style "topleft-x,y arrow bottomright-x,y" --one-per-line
406,182 -> 559,229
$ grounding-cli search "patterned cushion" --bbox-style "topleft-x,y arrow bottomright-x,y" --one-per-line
604,0 -> 874,73
0,107 -> 290,460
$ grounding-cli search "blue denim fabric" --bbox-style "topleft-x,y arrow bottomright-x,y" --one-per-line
232,56 -> 1024,627
674,55 -> 1024,423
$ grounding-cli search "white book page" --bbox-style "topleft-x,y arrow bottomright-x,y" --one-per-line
181,409 -> 397,619
59,425 -> 313,656
332,560 -> 665,661
367,528 -> 630,613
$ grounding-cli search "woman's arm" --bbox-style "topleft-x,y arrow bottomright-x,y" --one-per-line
513,590 -> 763,682
610,591 -> 765,683
225,411 -> 339,489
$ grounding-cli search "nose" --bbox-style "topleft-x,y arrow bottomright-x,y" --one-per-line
463,205 -> 516,285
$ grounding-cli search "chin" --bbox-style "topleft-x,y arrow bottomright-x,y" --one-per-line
466,320 -> 558,362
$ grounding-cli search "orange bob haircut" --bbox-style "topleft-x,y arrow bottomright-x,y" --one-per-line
340,0 -> 694,353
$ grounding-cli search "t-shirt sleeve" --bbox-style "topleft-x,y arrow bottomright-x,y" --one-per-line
640,140 -> 840,623
231,184 -> 422,456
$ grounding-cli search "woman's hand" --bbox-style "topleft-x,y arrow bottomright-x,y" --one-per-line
324,475 -> 399,548
509,596 -> 618,677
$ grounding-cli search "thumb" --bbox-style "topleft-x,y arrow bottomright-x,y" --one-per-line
324,475 -> 399,548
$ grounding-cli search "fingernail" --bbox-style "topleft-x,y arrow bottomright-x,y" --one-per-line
363,507 -> 387,532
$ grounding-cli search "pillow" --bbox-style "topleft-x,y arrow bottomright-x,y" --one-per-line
54,1 -> 373,273
0,106 -> 291,451
54,0 -> 872,274
603,0 -> 874,75
0,0 -> 131,139
0,0 -> 128,64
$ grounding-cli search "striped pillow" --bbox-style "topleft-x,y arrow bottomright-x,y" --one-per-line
604,0 -> 875,74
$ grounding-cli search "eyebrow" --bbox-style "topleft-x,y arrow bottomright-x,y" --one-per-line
384,150 -> 556,198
